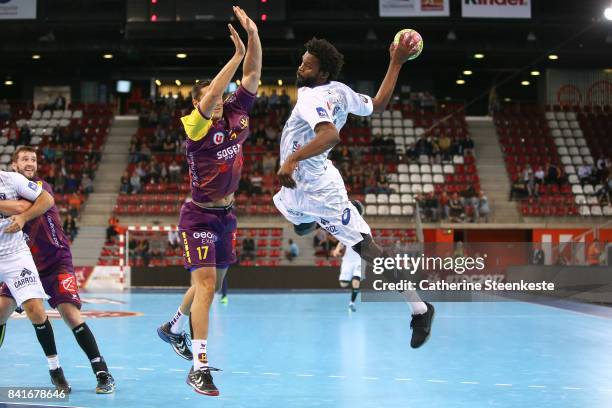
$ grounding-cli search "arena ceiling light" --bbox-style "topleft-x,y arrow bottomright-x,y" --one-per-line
258,80 -> 262,86
103,54 -> 113,59
236,79 -> 241,85
175,79 -> 182,86
604,6 -> 612,20
154,79 -> 161,86
473,53 -> 484,59
32,54 -> 41,60
4,80 -> 13,85
176,53 -> 187,59
277,79 -> 283,86
530,70 -> 541,76
521,80 -> 530,86
548,54 -> 559,60
463,70 -> 473,75
456,79 -> 466,85
504,97 -> 512,102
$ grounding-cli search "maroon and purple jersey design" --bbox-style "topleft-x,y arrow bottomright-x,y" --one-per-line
23,179 -> 73,276
180,86 -> 256,203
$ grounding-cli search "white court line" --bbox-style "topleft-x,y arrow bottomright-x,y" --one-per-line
460,381 -> 479,385
394,378 -> 412,381
427,379 -> 447,383
328,375 -> 345,378
495,383 -> 513,387
262,372 -> 280,376
296,374 -> 314,377
232,371 -> 250,374
137,367 -> 154,371
169,369 -> 184,372
562,387 -> 583,390
362,377 -> 379,380
528,385 -> 546,388
75,365 -> 89,368
108,366 -> 125,370
14,363 -> 30,367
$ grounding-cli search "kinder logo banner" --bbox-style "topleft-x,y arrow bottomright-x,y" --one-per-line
380,0 -> 450,17
0,0 -> 36,20
462,0 -> 531,19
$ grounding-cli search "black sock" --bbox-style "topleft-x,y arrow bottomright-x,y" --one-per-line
72,323 -> 108,374
0,323 -> 6,348
351,287 -> 360,303
33,318 -> 57,357
189,314 -> 194,339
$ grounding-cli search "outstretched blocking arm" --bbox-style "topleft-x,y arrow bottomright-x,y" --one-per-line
233,6 -> 261,94
5,191 -> 54,233
198,24 -> 246,118
371,42 -> 419,114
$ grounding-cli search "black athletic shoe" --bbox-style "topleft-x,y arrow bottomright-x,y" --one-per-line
186,366 -> 221,396
49,367 -> 71,394
95,371 -> 116,394
410,302 -> 435,349
157,322 -> 193,360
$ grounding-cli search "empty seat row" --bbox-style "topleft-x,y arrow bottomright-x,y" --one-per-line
366,205 -> 414,216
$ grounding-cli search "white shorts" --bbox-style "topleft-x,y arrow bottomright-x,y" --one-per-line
273,166 -> 371,248
0,250 -> 48,307
339,259 -> 362,282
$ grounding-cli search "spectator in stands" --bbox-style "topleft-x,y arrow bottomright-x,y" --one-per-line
262,151 -> 277,174
262,169 -> 276,194
415,135 -> 432,157
82,173 -> 94,194
449,192 -> 464,221
167,230 -> 181,249
438,134 -> 452,161
65,172 -> 80,193
532,245 -> 545,265
162,136 -> 176,153
534,165 -> 545,187
53,94 -> 66,110
313,227 -> 327,249
544,162 -> 559,185
522,165 -> 536,197
68,192 -> 82,216
106,216 -> 120,243
128,142 -> 140,163
138,239 -> 151,267
249,172 -> 263,195
150,239 -> 164,262
462,135 -> 475,157
140,143 -> 151,162
279,89 -> 291,109
264,123 -> 278,146
439,191 -> 450,219
18,125 -> 31,146
241,237 -> 256,262
269,89 -> 279,108
120,172 -> 131,194
130,171 -> 142,194
578,164 -> 593,185
0,99 -> 10,120
166,159 -> 180,181
597,175 -> 612,204
256,91 -> 268,111
63,214 -> 78,242
421,192 -> 440,222
474,190 -> 490,222
509,178 -> 527,200
6,125 -> 18,146
285,239 -> 299,261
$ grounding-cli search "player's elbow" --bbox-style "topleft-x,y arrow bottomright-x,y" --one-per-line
315,122 -> 340,146
371,98 -> 385,114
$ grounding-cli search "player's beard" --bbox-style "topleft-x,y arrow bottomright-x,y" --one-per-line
296,74 -> 316,88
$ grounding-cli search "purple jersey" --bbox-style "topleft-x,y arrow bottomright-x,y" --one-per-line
22,179 -> 72,275
180,86 -> 256,203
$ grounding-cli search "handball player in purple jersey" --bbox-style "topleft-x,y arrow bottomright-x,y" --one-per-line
0,146 -> 115,394
156,6 -> 261,396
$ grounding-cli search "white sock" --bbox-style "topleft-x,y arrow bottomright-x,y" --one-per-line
401,290 -> 428,315
169,307 -> 188,334
192,339 -> 208,371
47,355 -> 60,370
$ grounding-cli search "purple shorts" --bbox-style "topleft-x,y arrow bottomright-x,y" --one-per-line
0,262 -> 82,310
178,202 -> 237,269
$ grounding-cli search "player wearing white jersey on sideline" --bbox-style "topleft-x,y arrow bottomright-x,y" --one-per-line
0,170 -> 71,390
274,37 -> 434,348
331,200 -> 365,312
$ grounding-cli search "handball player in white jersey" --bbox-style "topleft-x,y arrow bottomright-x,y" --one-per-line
0,170 -> 71,389
274,37 -> 434,348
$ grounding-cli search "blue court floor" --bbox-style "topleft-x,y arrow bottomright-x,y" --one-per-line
1,290 -> 612,408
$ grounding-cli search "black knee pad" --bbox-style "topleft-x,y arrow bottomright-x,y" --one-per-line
351,234 -> 383,264
294,222 -> 317,236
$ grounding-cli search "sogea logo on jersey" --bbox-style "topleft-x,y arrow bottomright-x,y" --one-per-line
216,144 -> 241,160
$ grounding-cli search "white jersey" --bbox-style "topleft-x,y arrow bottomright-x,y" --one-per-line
0,171 -> 43,256
280,81 -> 373,191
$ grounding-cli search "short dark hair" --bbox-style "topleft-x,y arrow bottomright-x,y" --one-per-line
12,146 -> 37,163
191,78 -> 212,100
305,37 -> 344,82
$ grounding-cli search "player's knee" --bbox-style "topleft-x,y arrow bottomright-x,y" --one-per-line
339,280 -> 350,288
192,267 -> 216,291
22,299 -> 46,324
352,234 -> 383,264
294,222 -> 317,236
58,304 -> 83,329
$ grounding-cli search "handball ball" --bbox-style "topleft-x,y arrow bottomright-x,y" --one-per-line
392,29 -> 423,60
